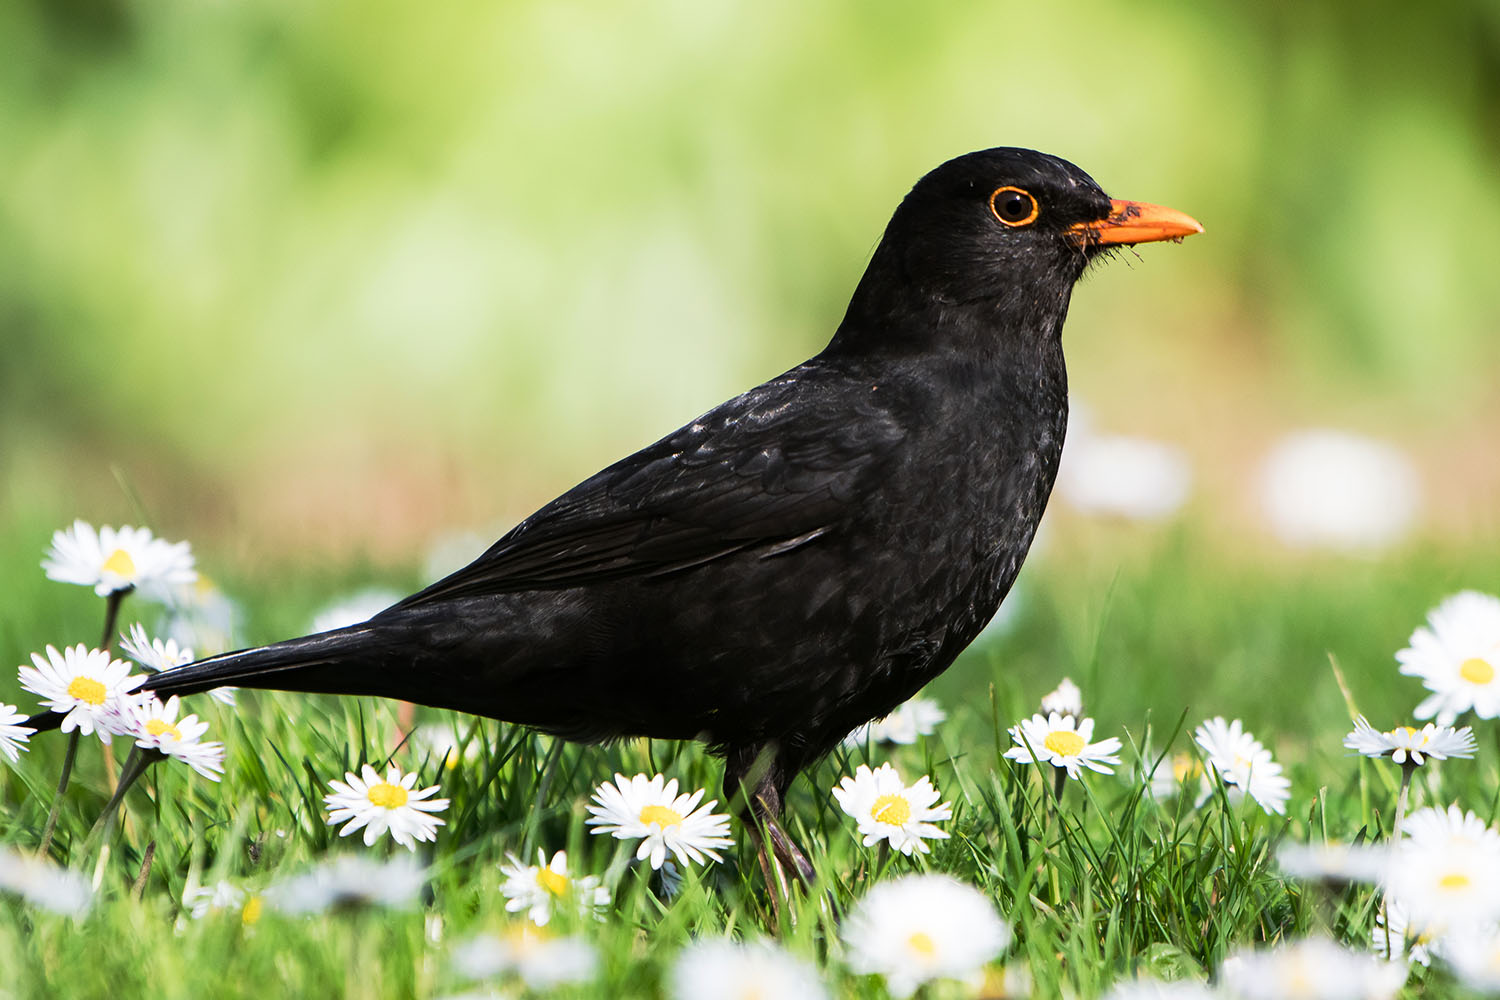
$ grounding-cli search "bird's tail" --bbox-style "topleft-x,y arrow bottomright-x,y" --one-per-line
23,624 -> 386,734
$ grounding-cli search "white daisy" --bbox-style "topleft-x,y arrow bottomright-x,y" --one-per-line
161,576 -> 241,656
120,694 -> 225,780
1383,838 -> 1500,931
585,773 -> 733,870
1040,677 -> 1083,718
183,879 -> 247,919
324,763 -> 450,849
1005,712 -> 1122,779
309,588 -> 404,633
452,928 -> 599,990
1257,429 -> 1420,552
1276,842 -> 1389,884
1343,716 -> 1475,766
1218,936 -> 1405,999
1100,978 -> 1220,1000
120,623 -> 236,706
42,520 -> 196,598
842,873 -> 1012,999
670,938 -> 829,1000
0,846 -> 92,917
412,723 -> 481,770
1057,434 -> 1192,521
1402,804 -> 1500,855
1146,751 -> 1205,800
843,696 -> 947,748
1372,899 -> 1441,966
269,854 -> 426,913
1397,591 -> 1500,724
1193,717 -> 1291,815
0,703 -> 35,762
831,763 -> 952,856
423,529 -> 491,583
1443,928 -> 1500,992
119,622 -> 192,672
499,849 -> 610,926
17,644 -> 145,742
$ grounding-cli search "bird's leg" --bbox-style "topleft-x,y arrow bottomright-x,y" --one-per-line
744,815 -> 792,932
764,812 -> 815,885
726,744 -> 815,930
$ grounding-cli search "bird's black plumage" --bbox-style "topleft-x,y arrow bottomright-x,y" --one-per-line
30,148 -> 1199,875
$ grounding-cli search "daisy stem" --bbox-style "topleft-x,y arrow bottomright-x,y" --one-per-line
35,730 -> 81,859
97,589 -> 127,791
1392,761 -> 1416,841
1052,766 -> 1068,806
99,588 -> 127,651
1381,760 -> 1419,961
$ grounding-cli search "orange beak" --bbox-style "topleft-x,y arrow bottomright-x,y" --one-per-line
1068,199 -> 1203,247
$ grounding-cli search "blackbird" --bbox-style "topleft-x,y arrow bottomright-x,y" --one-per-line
30,147 -> 1199,883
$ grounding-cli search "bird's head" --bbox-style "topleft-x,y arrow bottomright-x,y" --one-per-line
834,147 -> 1201,355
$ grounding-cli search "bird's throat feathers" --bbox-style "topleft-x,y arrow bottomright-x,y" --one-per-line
828,234 -> 1081,366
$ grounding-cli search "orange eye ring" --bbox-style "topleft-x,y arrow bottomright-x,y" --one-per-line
989,186 -> 1039,227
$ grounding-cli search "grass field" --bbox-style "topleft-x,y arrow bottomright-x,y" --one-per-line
1,514 -> 1497,999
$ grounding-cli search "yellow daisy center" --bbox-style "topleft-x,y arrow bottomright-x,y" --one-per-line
907,931 -> 937,957
871,793 -> 911,826
366,781 -> 409,809
639,804 -> 684,828
1440,872 -> 1472,891
145,718 -> 182,741
1395,726 -> 1418,739
537,867 -> 570,897
241,896 -> 263,925
101,548 -> 136,579
504,925 -> 548,953
1172,755 -> 1203,781
1044,730 -> 1086,757
1460,657 -> 1495,685
66,676 -> 108,706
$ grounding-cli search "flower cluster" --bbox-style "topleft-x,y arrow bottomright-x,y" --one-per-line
15,642 -> 225,778
841,696 -> 946,748
1255,589 -> 1500,994
14,511 -> 1500,999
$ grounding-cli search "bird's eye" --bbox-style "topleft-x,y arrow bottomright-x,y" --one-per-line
989,186 -> 1039,227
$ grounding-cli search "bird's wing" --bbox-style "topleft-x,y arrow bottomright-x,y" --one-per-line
392,370 -> 908,607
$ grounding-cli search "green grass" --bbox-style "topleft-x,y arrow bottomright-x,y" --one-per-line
2,521 -> 1497,999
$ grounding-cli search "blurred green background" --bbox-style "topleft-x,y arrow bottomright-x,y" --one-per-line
2,0 -> 1497,571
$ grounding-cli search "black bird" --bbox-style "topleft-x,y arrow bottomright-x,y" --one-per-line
30,147 -> 1200,884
